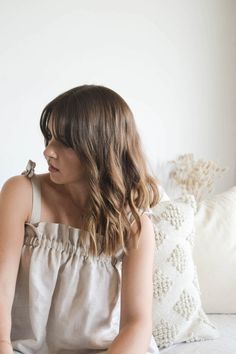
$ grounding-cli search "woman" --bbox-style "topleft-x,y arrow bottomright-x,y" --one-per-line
0,84 -> 161,354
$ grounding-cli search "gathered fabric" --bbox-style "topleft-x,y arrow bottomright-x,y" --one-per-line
10,159 -> 160,354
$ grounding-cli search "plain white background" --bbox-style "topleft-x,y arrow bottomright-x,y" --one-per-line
0,0 -> 235,193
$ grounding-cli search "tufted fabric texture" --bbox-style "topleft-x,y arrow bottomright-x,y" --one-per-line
150,192 -> 220,349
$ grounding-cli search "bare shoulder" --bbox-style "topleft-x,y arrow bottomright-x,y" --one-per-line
1,174 -> 32,196
126,212 -> 155,252
0,174 -> 33,223
0,174 -> 37,284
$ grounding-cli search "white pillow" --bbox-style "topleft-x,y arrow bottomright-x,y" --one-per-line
192,185 -> 236,313
150,190 -> 219,349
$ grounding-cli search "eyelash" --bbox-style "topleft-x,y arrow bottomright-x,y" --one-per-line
47,133 -> 70,148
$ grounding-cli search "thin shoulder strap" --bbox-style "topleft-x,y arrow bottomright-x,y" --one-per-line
127,207 -> 153,226
30,175 -> 41,224
113,207 -> 154,264
21,159 -> 41,224
141,208 -> 153,217
127,208 -> 151,218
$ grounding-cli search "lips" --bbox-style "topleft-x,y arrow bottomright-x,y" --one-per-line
49,163 -> 59,171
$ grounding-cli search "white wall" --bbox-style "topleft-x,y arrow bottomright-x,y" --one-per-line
1,0 -> 235,193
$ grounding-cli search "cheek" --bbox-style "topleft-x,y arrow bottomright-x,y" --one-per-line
64,150 -> 84,172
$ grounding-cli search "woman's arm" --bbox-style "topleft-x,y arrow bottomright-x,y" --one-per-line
107,213 -> 156,354
0,176 -> 31,348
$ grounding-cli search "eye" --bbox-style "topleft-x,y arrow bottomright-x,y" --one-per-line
45,129 -> 70,148
46,128 -> 52,139
61,140 -> 71,149
44,132 -> 52,146
57,134 -> 71,148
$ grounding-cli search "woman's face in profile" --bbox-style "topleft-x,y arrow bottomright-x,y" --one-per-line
43,117 -> 86,185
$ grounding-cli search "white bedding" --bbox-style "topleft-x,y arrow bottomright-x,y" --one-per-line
159,314 -> 236,354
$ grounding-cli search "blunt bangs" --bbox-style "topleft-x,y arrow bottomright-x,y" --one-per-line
40,101 -> 74,149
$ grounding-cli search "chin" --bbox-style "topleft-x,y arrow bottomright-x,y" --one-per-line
48,172 -> 64,184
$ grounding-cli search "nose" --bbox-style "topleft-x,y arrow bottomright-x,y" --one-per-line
43,143 -> 57,161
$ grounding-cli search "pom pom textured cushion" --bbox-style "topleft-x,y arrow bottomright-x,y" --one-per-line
150,188 -> 219,349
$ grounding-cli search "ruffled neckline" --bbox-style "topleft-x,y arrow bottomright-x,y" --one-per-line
24,220 -> 103,236
24,220 -> 124,263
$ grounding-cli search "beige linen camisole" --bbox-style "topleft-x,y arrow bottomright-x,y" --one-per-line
10,159 -> 160,354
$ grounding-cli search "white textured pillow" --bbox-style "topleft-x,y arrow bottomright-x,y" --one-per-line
150,191 -> 219,349
192,185 -> 236,313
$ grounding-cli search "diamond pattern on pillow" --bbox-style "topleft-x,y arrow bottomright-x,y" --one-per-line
173,289 -> 197,320
150,191 -> 220,349
167,244 -> 187,273
160,203 -> 185,230
153,319 -> 178,348
153,268 -> 173,301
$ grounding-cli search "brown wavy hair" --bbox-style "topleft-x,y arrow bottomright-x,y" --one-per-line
40,84 -> 161,259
